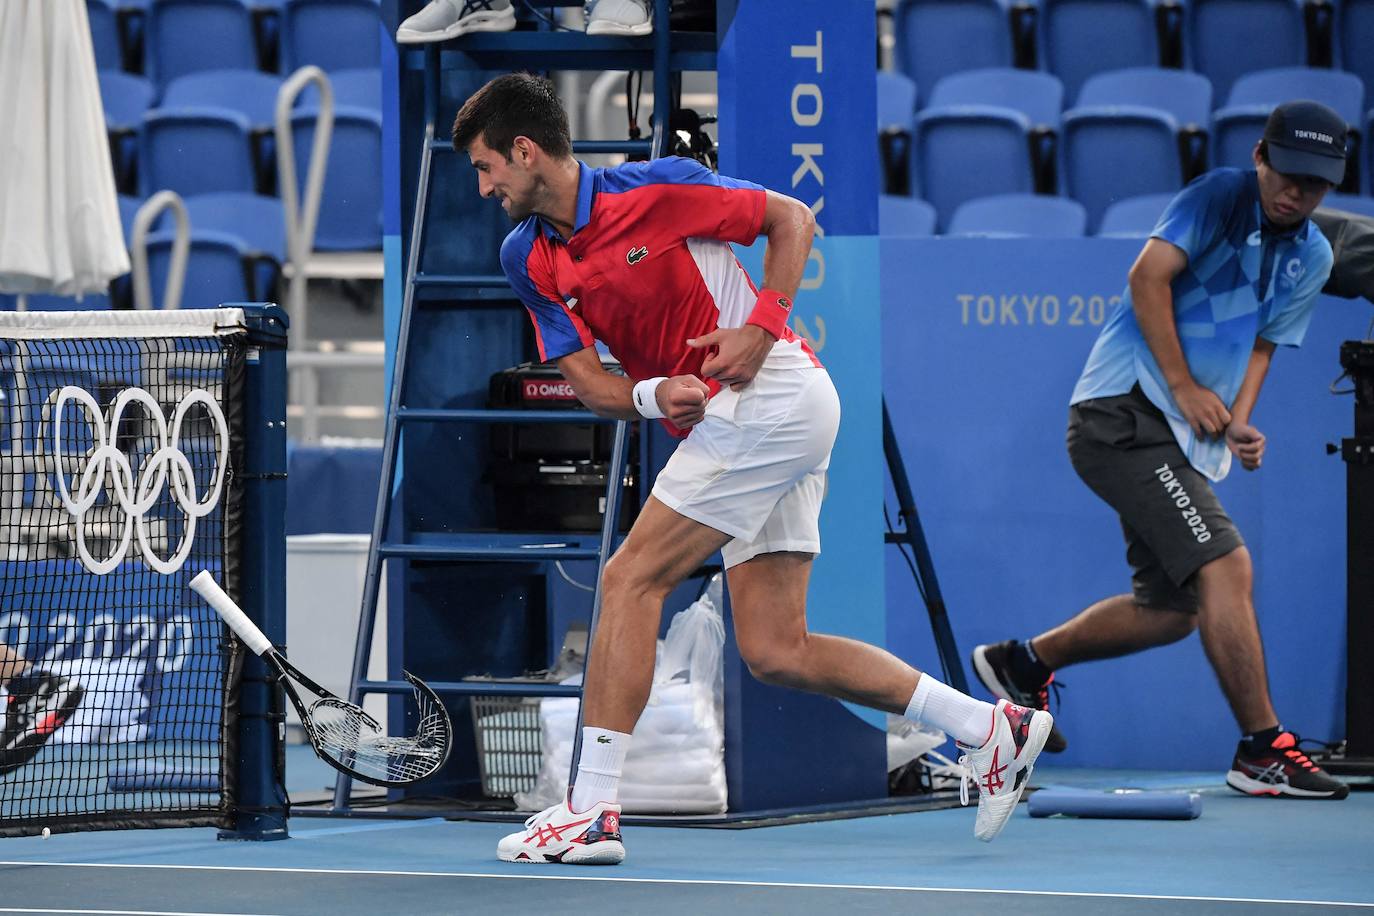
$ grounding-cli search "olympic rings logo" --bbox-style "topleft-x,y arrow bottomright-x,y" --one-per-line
51,386 -> 229,575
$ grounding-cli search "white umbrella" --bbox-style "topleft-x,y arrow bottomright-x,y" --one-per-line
0,0 -> 129,298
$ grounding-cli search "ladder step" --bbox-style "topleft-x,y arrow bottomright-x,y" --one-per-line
356,679 -> 582,698
397,408 -> 617,424
572,140 -> 653,155
378,542 -> 603,561
427,139 -> 652,156
411,273 -> 508,289
406,37 -> 716,73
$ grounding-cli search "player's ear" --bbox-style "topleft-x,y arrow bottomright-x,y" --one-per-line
512,136 -> 534,165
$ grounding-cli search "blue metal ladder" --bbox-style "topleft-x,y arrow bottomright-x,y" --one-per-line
330,0 -> 717,813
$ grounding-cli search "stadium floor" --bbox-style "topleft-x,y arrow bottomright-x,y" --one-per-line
1,748 -> 1370,915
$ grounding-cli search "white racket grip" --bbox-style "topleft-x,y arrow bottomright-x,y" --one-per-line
190,570 -> 274,656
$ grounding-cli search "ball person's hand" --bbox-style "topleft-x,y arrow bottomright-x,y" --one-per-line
656,375 -> 711,430
1173,381 -> 1231,440
1225,421 -> 1266,471
687,326 -> 774,391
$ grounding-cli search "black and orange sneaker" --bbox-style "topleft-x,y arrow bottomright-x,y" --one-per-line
1226,732 -> 1350,799
0,671 -> 84,778
971,641 -> 1068,753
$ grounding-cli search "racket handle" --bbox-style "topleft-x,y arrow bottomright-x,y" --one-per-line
190,570 -> 274,657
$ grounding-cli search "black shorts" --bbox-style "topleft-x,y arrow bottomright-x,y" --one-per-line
1066,386 -> 1244,613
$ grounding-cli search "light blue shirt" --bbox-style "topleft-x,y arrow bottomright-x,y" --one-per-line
1071,169 -> 1333,480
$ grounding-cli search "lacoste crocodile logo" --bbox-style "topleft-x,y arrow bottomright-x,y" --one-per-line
626,246 -> 648,265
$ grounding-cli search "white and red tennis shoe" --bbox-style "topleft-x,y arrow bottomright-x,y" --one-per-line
497,797 -> 625,865
957,698 -> 1053,842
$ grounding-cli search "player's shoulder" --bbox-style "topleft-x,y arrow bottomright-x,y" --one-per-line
498,216 -> 545,272
598,156 -> 725,194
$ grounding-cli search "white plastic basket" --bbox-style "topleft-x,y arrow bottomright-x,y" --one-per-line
470,696 -> 543,798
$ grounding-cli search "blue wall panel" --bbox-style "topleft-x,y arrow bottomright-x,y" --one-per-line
717,0 -> 888,807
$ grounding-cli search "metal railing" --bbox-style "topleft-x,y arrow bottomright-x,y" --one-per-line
129,190 -> 190,311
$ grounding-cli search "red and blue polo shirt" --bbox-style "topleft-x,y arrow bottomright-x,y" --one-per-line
498,156 -> 819,412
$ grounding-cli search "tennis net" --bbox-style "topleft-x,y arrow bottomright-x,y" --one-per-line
0,308 -> 253,836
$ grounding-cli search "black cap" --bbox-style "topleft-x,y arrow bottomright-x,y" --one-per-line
1263,100 -> 1349,184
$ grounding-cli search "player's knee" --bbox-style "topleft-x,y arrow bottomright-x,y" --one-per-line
1141,604 -> 1198,639
599,550 -> 670,604
1197,546 -> 1252,591
739,635 -> 805,687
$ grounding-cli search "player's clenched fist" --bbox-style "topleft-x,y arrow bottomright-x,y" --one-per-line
656,375 -> 711,430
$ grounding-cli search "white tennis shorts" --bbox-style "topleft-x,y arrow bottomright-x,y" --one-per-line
651,365 -> 840,568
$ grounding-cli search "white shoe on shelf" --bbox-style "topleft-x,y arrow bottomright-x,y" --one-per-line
585,0 -> 653,36
396,0 -> 516,44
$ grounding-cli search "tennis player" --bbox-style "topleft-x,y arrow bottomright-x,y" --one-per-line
452,73 -> 1053,864
0,643 -> 83,777
972,101 -> 1350,800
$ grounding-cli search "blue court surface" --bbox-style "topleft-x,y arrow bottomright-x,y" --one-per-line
1,749 -> 1370,915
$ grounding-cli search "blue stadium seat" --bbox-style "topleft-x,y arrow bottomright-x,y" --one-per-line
927,68 -> 1063,127
927,69 -> 1063,192
947,193 -> 1088,237
914,106 -> 1037,230
1338,0 -> 1374,100
140,108 -> 257,197
295,68 -> 383,111
183,192 -> 287,296
162,70 -> 284,126
1186,0 -> 1306,104
1227,67 -> 1365,125
145,0 -> 258,89
87,0 -> 123,72
289,107 -> 383,250
99,71 -> 155,193
146,231 -> 257,309
1095,191 -> 1176,237
118,195 -> 142,240
1322,192 -> 1374,219
879,195 -> 938,237
162,70 -> 285,190
1076,67 -> 1213,178
99,71 -> 155,130
1211,68 -> 1365,186
1075,68 -> 1212,127
183,193 -> 286,263
892,0 -> 1014,107
877,71 -> 918,131
1061,106 -> 1183,232
281,0 -> 382,73
1040,0 -> 1160,102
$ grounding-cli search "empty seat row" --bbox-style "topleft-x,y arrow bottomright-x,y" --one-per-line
892,0 -> 1374,107
877,66 -> 1374,230
0,191 -> 283,312
87,0 -> 381,87
99,69 -> 383,251
879,190 -> 1374,238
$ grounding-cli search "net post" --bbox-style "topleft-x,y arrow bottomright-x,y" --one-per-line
219,304 -> 291,841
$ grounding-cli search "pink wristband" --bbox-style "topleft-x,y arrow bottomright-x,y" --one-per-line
745,289 -> 793,339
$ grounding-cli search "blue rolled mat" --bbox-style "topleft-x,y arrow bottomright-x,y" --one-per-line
108,761 -> 220,793
1028,786 -> 1202,819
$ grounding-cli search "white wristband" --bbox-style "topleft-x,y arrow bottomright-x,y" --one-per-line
632,377 -> 667,419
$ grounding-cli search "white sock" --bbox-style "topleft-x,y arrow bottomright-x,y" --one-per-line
569,727 -> 631,813
904,675 -> 997,748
